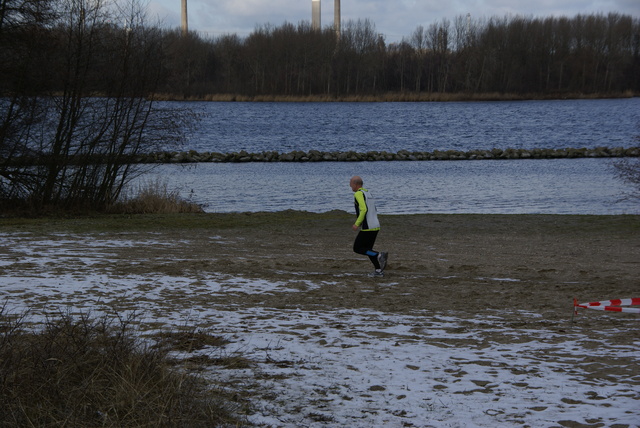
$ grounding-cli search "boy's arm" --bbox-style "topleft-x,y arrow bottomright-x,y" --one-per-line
353,191 -> 367,227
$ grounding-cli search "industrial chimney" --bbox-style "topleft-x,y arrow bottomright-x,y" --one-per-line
181,0 -> 188,35
312,0 -> 321,30
334,0 -> 340,38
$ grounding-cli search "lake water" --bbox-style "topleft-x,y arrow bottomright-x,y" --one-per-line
169,98 -> 640,153
142,98 -> 640,214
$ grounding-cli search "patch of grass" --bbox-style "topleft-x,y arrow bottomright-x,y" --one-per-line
151,328 -> 253,371
383,213 -> 640,237
0,180 -> 203,218
0,209 -> 351,234
153,328 -> 231,352
108,179 -> 204,214
0,308 -> 248,427
179,354 -> 253,370
0,211 -> 637,238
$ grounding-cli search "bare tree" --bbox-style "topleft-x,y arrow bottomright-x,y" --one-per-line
337,19 -> 383,94
426,19 -> 451,93
211,34 -> 244,94
0,0 -> 58,200
410,25 -> 426,92
0,0 -> 188,212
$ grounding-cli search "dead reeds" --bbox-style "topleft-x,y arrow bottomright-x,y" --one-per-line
0,308 -> 247,427
109,179 -> 204,214
149,90 -> 637,103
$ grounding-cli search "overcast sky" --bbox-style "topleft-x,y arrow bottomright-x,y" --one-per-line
147,0 -> 640,43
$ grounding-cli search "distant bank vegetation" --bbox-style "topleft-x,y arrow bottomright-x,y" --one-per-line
153,91 -> 638,103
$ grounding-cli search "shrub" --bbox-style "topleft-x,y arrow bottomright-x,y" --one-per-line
108,179 -> 204,214
0,308 -> 245,427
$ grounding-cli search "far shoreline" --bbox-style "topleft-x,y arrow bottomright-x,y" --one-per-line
151,91 -> 639,103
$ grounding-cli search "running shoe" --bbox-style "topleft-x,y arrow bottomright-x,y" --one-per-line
377,252 -> 388,271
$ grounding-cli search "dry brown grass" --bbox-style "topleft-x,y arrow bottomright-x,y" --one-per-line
149,91 -> 638,103
109,179 -> 204,214
0,308 -> 248,427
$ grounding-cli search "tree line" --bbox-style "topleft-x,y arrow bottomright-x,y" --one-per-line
166,13 -> 640,98
2,4 -> 639,100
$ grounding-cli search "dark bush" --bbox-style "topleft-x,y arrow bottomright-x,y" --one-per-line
0,308 -> 246,427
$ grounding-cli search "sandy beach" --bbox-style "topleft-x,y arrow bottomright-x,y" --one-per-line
1,212 -> 638,426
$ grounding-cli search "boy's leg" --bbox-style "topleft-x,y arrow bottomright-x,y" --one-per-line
353,230 -> 380,269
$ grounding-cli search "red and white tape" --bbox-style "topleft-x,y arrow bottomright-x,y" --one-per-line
574,298 -> 640,314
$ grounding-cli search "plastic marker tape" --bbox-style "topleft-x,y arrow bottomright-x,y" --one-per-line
575,298 -> 640,314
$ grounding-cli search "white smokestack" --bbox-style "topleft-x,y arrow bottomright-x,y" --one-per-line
312,0 -> 321,30
181,0 -> 188,35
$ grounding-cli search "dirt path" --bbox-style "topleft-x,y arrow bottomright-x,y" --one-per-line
168,213 -> 639,320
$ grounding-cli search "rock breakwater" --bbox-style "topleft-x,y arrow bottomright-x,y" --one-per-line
138,146 -> 639,163
4,146 -> 638,166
